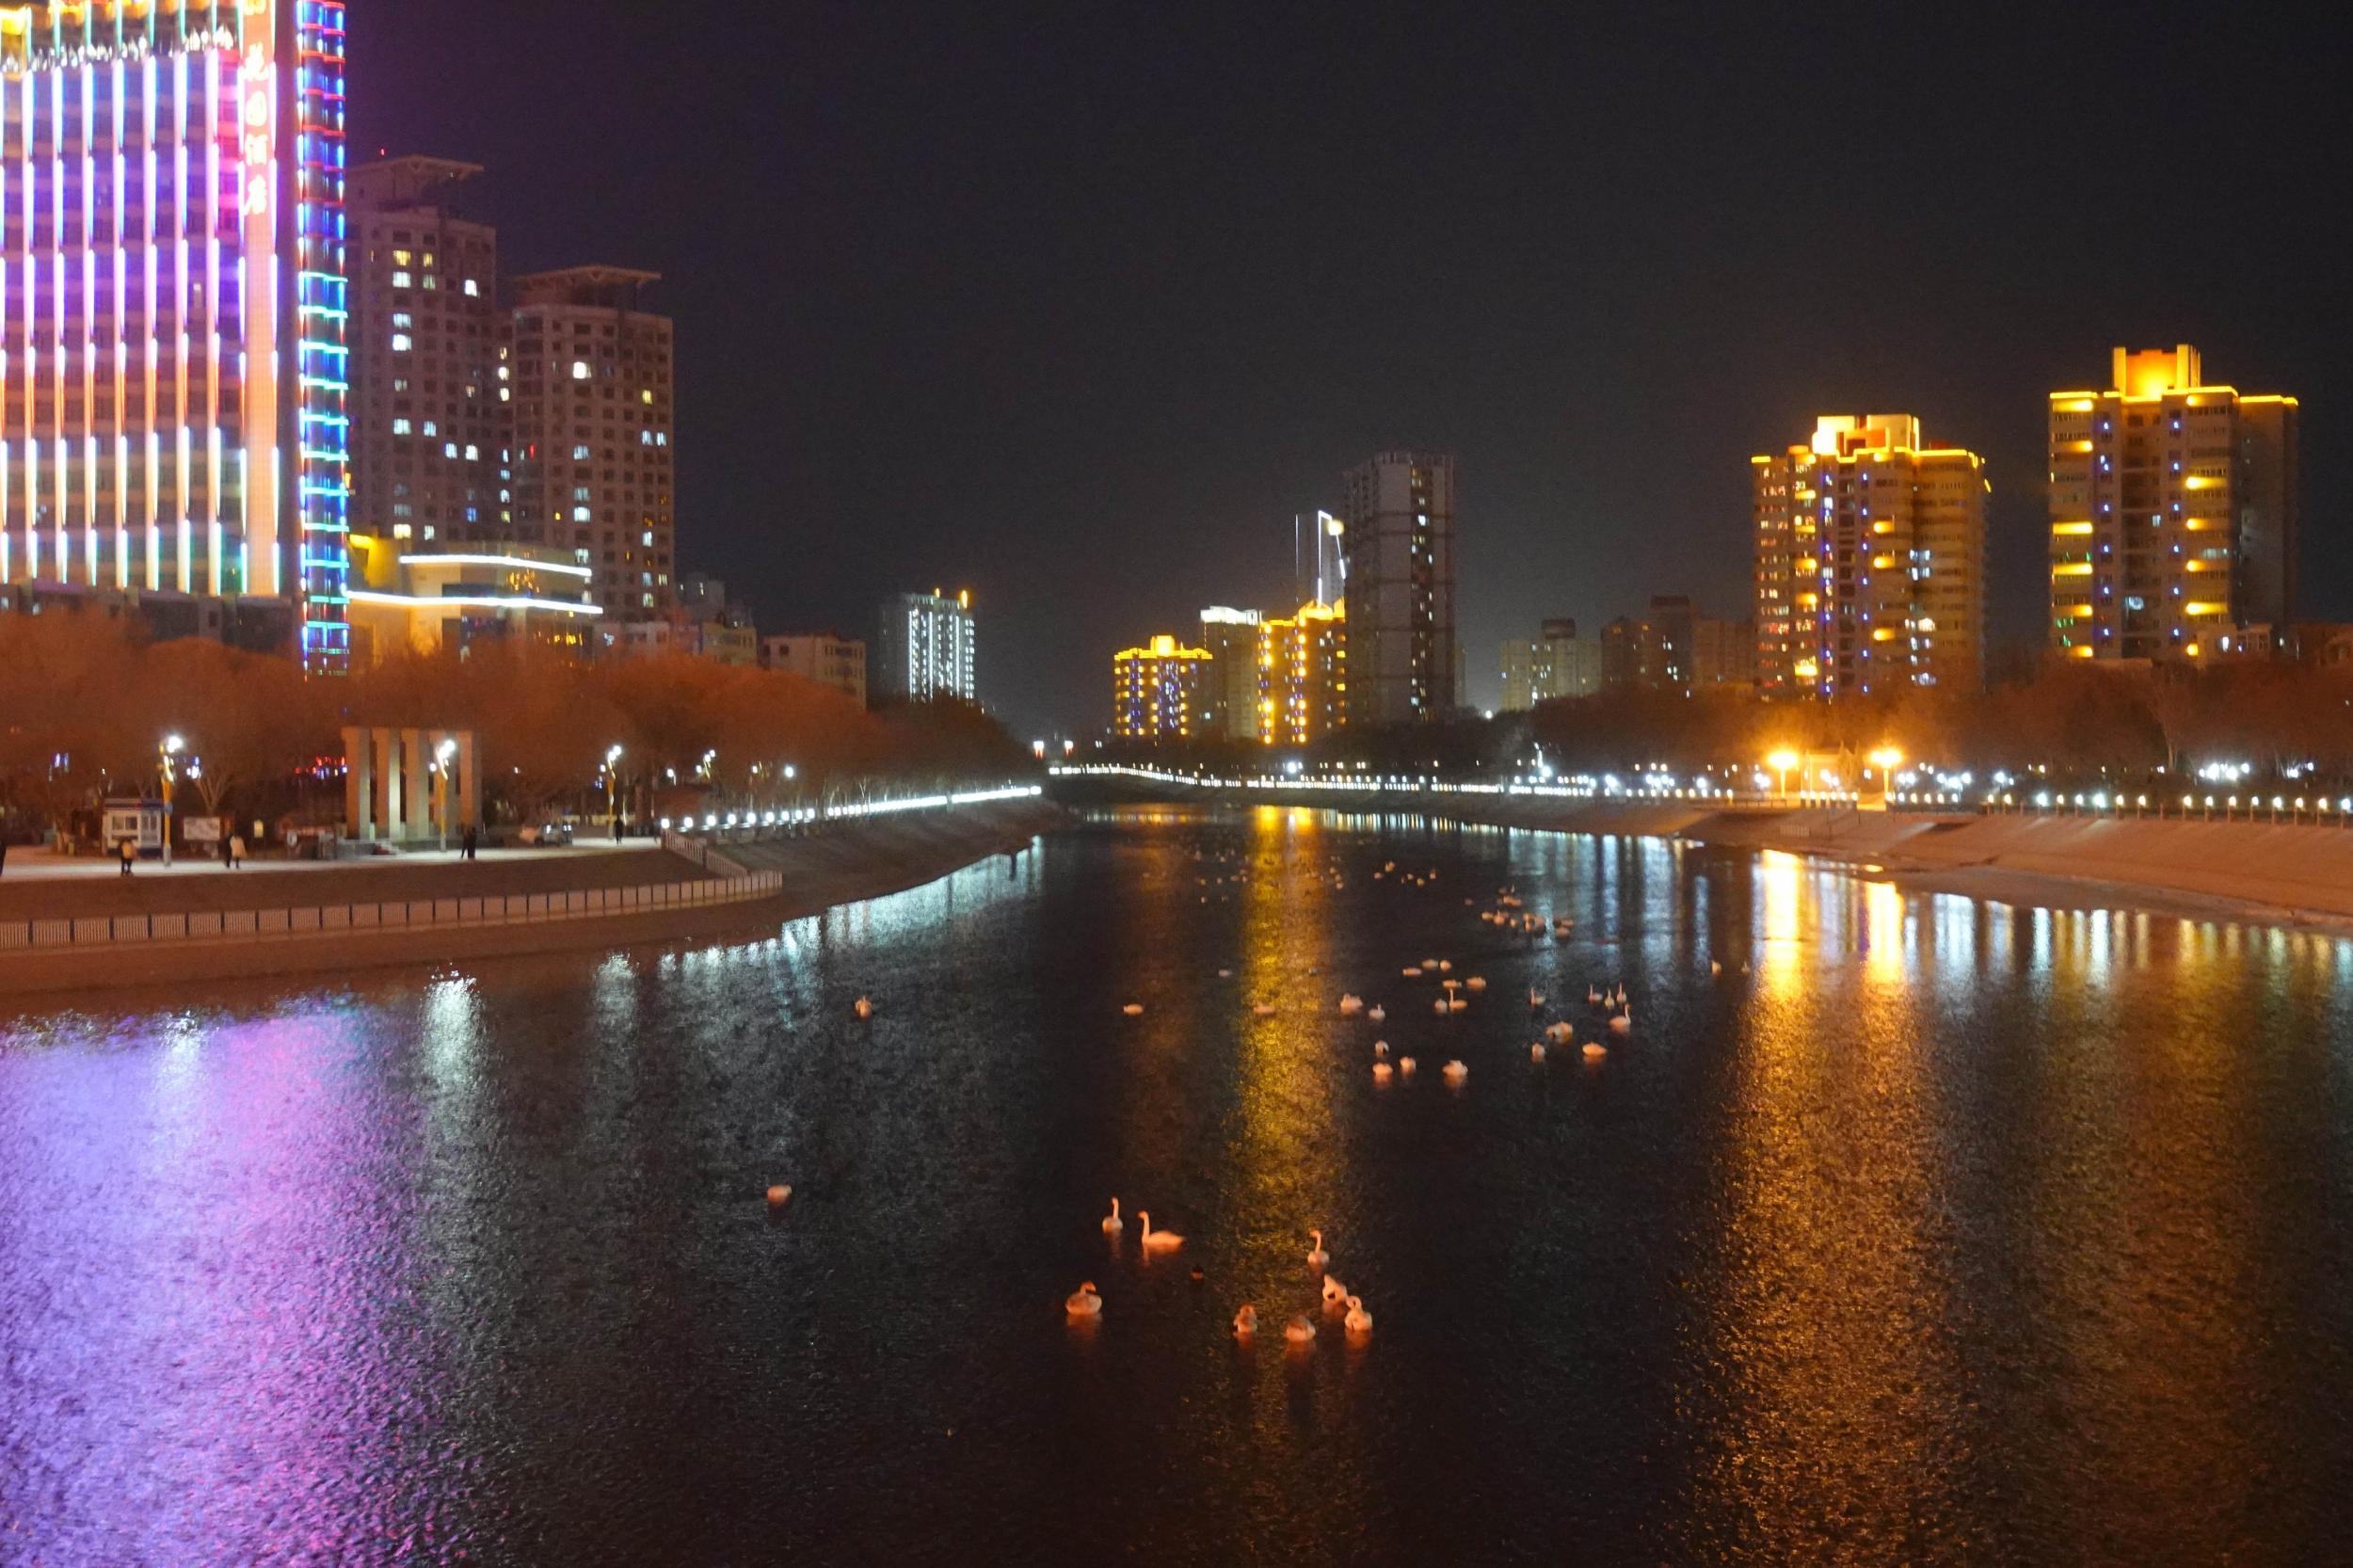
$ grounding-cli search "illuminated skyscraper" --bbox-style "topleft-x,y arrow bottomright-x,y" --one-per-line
1342,451 -> 1454,726
508,265 -> 674,620
877,588 -> 976,703
1,0 -> 351,672
1753,415 -> 1986,698
1112,633 -> 1210,739
1257,599 -> 1344,746
2048,345 -> 2298,663
347,156 -> 505,551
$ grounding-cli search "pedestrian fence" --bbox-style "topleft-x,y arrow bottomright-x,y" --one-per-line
0,872 -> 787,955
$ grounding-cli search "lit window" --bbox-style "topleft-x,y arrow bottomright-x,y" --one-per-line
573,506 -> 592,522
392,312 -> 413,328
392,523 -> 412,539
640,390 -> 653,405
572,444 -> 591,460
391,333 -> 411,352
392,248 -> 412,266
392,418 -> 411,435
463,279 -> 480,297
391,270 -> 412,289
444,442 -> 458,459
423,421 -> 438,437
571,361 -> 591,380
464,445 -> 479,461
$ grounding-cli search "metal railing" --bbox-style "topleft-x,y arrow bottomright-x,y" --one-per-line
0,872 -> 787,955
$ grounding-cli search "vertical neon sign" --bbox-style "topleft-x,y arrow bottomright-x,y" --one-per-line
289,0 -> 348,674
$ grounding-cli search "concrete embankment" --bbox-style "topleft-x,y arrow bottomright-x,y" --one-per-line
1061,776 -> 2353,927
0,800 -> 1061,999
1430,798 -> 2353,926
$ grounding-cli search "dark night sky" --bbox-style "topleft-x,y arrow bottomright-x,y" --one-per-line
358,2 -> 2348,732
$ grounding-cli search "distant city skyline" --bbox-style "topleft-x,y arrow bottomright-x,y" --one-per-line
336,4 -> 2353,730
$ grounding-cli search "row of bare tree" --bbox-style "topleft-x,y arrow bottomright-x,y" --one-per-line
0,616 -> 1032,835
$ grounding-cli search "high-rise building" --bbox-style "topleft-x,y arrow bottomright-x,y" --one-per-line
2049,345 -> 2299,663
1198,606 -> 1262,742
1257,599 -> 1345,746
347,157 -> 505,554
1112,633 -> 1210,740
761,632 -> 866,706
877,589 -> 976,703
508,266 -> 674,620
1753,414 -> 1987,698
1602,597 -> 1748,694
1501,617 -> 1603,711
1,1 -> 352,672
1342,451 -> 1454,726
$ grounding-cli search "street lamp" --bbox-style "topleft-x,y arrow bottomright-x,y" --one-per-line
435,738 -> 457,854
605,744 -> 625,840
158,734 -> 184,864
1768,749 -> 1799,799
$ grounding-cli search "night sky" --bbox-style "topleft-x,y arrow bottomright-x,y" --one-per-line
359,2 -> 2348,732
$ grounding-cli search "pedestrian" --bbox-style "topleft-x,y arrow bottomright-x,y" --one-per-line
119,837 -> 136,877
0,837 -> 9,878
228,831 -> 246,870
461,824 -> 478,862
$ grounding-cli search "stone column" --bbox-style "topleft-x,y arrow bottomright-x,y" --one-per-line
343,727 -> 373,841
456,730 -> 482,829
400,728 -> 428,843
372,728 -> 401,841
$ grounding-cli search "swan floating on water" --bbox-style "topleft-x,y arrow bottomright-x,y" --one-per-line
1307,1229 -> 1329,1271
1373,1040 -> 1389,1057
766,1184 -> 792,1207
1066,1282 -> 1103,1318
1441,1059 -> 1468,1083
1530,1042 -> 1546,1062
1344,1295 -> 1373,1336
1609,1013 -> 1631,1033
1338,994 -> 1365,1016
1321,1274 -> 1348,1307
1372,1062 -> 1393,1083
1399,1056 -> 1417,1076
1233,1304 -> 1258,1338
1583,1042 -> 1608,1060
854,997 -> 874,1020
1101,1197 -> 1124,1234
1367,1005 -> 1386,1023
1253,1002 -> 1277,1017
1285,1315 -> 1317,1345
1122,1003 -> 1144,1016
1466,976 -> 1487,992
1138,1210 -> 1184,1252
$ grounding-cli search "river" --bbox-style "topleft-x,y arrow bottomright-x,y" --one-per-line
4,805 -> 2350,1566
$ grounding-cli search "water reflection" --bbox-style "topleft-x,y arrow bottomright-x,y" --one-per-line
2,811 -> 2350,1565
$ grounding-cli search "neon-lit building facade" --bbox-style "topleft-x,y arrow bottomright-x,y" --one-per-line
1112,632 -> 1209,740
1257,599 -> 1344,746
1,0 -> 349,672
2048,345 -> 2299,664
877,588 -> 976,704
1752,415 -> 1985,698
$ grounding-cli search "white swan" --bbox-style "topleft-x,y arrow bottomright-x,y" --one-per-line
1137,1210 -> 1184,1252
1545,1022 -> 1575,1044
1338,994 -> 1364,1016
1441,1059 -> 1468,1083
1321,1274 -> 1348,1307
1372,1062 -> 1393,1083
1529,988 -> 1545,1010
854,997 -> 874,1019
1466,976 -> 1487,992
1401,967 -> 1423,979
766,1184 -> 792,1207
1399,1056 -> 1417,1076
1344,1295 -> 1373,1336
1252,1002 -> 1277,1018
1587,986 -> 1602,1004
1530,1042 -> 1546,1062
1233,1304 -> 1258,1338
1433,998 -> 1452,1016
1122,1003 -> 1144,1016
1284,1315 -> 1317,1345
1101,1197 -> 1124,1234
1066,1282 -> 1102,1318
1307,1229 -> 1329,1271
1373,1041 -> 1389,1057
1367,1005 -> 1386,1024
1583,1042 -> 1607,1060
1609,1012 -> 1630,1033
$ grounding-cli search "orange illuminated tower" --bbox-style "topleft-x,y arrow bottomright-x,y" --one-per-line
2048,345 -> 2298,663
1753,415 -> 1986,698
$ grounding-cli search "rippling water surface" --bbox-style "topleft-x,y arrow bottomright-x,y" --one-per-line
5,806 -> 2352,1566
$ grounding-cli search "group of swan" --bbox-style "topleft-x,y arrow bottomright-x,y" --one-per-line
1234,1230 -> 1373,1347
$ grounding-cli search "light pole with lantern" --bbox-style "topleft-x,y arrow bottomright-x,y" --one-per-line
158,734 -> 184,864
434,738 -> 457,854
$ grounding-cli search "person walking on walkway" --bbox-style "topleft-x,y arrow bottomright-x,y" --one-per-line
0,838 -> 9,878
119,837 -> 136,877
461,824 -> 478,862
227,832 -> 246,870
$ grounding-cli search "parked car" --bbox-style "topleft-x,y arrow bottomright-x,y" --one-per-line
516,820 -> 574,847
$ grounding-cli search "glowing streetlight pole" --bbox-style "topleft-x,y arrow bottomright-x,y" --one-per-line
1768,749 -> 1799,800
435,738 -> 457,854
158,735 -> 184,865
